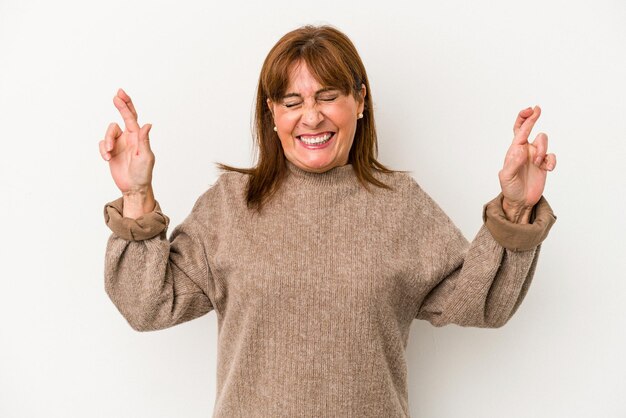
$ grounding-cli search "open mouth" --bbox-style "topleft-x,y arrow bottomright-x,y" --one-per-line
296,132 -> 335,146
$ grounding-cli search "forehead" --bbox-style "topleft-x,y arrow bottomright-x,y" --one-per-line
285,61 -> 324,94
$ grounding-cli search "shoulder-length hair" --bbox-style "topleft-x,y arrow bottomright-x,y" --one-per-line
216,24 -> 403,212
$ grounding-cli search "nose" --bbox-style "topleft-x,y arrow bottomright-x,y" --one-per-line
301,101 -> 324,127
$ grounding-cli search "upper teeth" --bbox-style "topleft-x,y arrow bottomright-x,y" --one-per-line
299,133 -> 332,144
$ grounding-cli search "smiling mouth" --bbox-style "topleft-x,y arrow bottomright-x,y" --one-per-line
297,132 -> 335,145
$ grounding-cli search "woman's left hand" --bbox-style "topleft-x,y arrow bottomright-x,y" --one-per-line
498,106 -> 557,224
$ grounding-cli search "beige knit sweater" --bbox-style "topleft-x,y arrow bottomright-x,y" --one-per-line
103,160 -> 556,417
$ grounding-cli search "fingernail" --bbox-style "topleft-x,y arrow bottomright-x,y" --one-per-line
535,156 -> 542,165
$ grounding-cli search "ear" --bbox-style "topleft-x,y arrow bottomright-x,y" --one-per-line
357,83 -> 366,114
266,98 -> 275,118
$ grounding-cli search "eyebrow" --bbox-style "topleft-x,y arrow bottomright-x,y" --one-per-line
281,87 -> 339,99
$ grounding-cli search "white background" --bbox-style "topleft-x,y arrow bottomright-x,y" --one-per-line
1,0 -> 625,417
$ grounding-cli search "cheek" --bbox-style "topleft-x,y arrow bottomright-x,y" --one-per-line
333,111 -> 357,134
275,113 -> 299,133
326,101 -> 358,131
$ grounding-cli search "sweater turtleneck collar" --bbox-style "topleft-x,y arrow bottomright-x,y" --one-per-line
285,159 -> 357,187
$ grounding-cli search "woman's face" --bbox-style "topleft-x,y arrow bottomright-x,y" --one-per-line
268,61 -> 366,173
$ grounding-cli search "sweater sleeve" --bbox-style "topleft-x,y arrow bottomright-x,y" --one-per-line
103,192 -> 214,332
412,180 -> 557,328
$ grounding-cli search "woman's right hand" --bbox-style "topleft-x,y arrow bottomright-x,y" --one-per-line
99,88 -> 156,217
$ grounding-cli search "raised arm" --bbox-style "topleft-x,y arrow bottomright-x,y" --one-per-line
99,88 -> 213,331
414,105 -> 557,328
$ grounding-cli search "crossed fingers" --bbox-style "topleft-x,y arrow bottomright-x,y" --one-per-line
99,88 -> 140,161
512,105 -> 556,171
113,88 -> 139,132
513,106 -> 541,145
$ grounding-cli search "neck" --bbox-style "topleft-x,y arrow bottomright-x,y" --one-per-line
285,159 -> 357,187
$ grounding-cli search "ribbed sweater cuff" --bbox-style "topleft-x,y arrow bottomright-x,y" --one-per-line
103,196 -> 170,241
482,193 -> 557,252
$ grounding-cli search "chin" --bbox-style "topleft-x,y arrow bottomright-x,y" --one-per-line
295,157 -> 339,172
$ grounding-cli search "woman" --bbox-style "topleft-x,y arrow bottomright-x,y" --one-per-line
99,25 -> 557,417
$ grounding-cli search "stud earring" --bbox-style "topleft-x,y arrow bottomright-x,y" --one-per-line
273,126 -> 278,132
357,113 -> 364,119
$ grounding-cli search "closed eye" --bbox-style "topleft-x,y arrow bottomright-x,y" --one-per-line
281,91 -> 340,108
319,95 -> 338,102
283,101 -> 302,108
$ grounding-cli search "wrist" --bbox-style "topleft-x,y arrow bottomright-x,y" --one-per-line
502,198 -> 533,224
123,187 -> 156,218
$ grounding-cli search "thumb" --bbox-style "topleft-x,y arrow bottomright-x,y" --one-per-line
138,123 -> 153,153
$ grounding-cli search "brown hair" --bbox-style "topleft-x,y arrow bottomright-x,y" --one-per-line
216,24 -> 404,212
